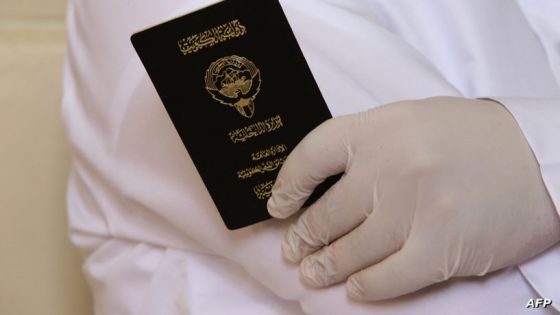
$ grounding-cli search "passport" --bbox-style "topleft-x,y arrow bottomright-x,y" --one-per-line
131,0 -> 339,229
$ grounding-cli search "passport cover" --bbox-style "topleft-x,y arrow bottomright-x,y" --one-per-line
131,0 -> 338,229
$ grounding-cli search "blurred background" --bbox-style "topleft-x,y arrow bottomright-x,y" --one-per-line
0,0 -> 93,314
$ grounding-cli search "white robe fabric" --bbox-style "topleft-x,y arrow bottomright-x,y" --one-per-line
62,0 -> 560,314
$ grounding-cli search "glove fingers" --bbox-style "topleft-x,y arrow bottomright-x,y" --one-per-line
346,242 -> 439,301
296,176 -> 420,287
297,204 -> 406,287
267,117 -> 353,219
281,172 -> 372,263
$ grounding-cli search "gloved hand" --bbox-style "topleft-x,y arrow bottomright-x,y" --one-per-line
267,96 -> 560,301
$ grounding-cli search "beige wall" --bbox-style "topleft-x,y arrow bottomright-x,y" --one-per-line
0,0 -> 67,19
0,1 -> 93,314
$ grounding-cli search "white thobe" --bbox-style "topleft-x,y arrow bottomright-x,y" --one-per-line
62,0 -> 560,314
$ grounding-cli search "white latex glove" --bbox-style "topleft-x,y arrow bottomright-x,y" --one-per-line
267,96 -> 560,301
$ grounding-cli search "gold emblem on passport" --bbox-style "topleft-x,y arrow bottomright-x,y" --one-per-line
205,55 -> 261,118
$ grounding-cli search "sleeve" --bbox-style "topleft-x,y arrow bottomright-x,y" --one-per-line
491,97 -> 560,311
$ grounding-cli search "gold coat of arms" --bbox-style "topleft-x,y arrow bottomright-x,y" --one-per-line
205,55 -> 261,118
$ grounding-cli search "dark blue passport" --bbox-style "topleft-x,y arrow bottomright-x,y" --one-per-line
131,0 -> 339,230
